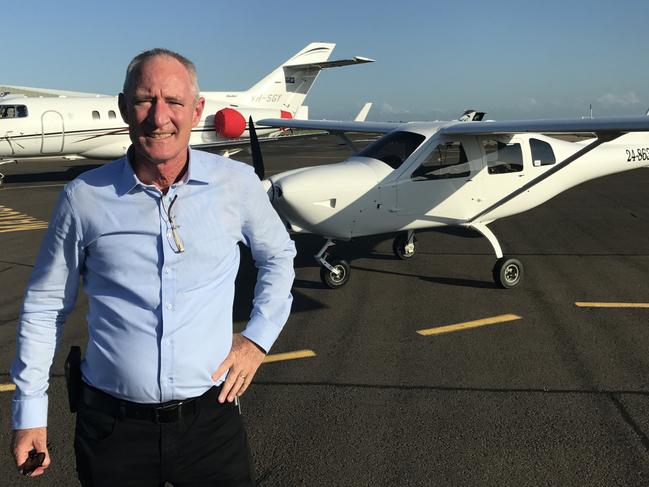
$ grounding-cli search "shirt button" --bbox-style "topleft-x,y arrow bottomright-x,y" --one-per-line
164,268 -> 171,275
166,303 -> 172,310
165,340 -> 171,346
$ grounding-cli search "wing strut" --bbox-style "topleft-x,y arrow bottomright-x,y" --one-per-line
468,132 -> 623,224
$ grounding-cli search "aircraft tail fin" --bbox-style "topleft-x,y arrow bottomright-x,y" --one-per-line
354,103 -> 372,121
243,42 -> 373,115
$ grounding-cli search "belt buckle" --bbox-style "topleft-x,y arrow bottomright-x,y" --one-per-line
154,401 -> 184,423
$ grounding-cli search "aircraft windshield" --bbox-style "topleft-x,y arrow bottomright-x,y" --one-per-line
357,131 -> 426,169
0,105 -> 28,119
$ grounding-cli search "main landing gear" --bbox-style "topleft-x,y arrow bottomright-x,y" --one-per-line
392,230 -> 416,260
471,223 -> 524,288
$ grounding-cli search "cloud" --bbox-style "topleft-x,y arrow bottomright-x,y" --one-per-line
380,102 -> 411,115
597,92 -> 641,107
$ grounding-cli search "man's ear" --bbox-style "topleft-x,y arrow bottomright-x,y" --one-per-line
192,97 -> 205,127
118,93 -> 128,123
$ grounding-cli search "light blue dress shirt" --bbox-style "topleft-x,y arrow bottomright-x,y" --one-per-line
11,149 -> 296,429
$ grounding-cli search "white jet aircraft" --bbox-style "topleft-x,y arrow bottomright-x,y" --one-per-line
250,110 -> 649,289
0,42 -> 373,177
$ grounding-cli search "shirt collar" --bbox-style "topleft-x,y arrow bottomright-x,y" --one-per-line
116,147 -> 210,196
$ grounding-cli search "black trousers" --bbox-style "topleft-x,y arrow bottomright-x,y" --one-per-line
74,385 -> 255,487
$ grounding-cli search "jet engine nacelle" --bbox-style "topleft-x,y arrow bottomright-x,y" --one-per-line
214,108 -> 293,139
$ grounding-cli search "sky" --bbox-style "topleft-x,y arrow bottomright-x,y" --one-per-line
4,0 -> 649,122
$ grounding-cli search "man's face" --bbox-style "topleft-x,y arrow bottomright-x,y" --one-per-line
119,55 -> 205,166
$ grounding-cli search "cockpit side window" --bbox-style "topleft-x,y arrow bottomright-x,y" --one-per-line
411,141 -> 470,181
0,105 -> 28,119
357,131 -> 426,169
482,139 -> 523,174
530,138 -> 556,166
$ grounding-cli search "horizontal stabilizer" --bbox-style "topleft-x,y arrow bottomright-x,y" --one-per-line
285,56 -> 375,70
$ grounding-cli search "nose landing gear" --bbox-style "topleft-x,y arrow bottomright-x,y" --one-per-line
315,239 -> 351,288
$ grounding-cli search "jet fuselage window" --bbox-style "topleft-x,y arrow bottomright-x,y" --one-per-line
411,141 -> 470,181
357,131 -> 426,169
530,138 -> 556,166
483,140 -> 523,174
108,110 -> 117,119
0,105 -> 28,119
92,110 -> 100,120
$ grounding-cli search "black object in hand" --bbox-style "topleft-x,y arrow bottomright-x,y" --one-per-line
21,448 -> 45,476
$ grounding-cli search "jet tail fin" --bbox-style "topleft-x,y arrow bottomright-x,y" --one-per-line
354,103 -> 373,121
244,42 -> 374,115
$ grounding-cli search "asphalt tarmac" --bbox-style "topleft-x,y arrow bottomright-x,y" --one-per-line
1,135 -> 649,486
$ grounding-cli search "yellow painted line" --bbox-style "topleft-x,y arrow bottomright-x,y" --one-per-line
263,349 -> 316,364
417,314 -> 522,336
0,383 -> 16,392
575,302 -> 649,309
0,205 -> 48,233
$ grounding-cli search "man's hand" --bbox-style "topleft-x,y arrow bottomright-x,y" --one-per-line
11,427 -> 50,477
212,333 -> 266,403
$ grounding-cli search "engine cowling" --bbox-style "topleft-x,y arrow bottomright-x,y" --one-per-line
214,108 -> 246,138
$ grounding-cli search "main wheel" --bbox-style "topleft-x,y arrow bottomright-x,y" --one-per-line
493,257 -> 523,288
320,259 -> 351,289
392,232 -> 416,260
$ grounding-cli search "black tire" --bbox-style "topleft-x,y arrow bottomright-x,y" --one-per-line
320,259 -> 351,288
492,257 -> 523,288
392,232 -> 416,260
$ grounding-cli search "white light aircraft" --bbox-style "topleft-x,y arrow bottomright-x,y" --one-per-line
249,110 -> 649,289
0,42 -> 373,179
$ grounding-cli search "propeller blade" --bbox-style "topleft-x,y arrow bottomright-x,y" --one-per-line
248,116 -> 265,180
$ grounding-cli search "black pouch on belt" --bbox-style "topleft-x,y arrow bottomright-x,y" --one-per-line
64,346 -> 82,413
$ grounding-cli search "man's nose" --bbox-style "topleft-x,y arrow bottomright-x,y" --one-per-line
147,100 -> 171,128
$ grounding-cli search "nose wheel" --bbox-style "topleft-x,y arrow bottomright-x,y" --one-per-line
320,258 -> 351,288
315,239 -> 352,288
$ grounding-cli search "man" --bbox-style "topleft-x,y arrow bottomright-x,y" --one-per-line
10,48 -> 295,486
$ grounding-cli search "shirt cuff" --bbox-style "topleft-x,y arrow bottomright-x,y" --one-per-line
12,395 -> 48,429
241,313 -> 284,354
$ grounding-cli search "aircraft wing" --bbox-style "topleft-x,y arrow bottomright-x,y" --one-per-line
0,84 -> 110,98
257,118 -> 400,134
440,116 -> 649,136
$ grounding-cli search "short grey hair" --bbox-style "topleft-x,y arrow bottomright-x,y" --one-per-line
122,48 -> 200,100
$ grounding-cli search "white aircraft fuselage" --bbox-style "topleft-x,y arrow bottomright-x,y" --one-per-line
0,42 -> 373,163
267,126 -> 649,239
0,95 -> 286,160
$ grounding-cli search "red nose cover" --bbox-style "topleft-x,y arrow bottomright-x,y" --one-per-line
280,110 -> 292,119
214,108 -> 246,138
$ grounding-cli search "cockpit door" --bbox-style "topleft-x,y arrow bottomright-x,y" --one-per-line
395,137 -> 482,221
471,135 -> 529,220
41,111 -> 64,154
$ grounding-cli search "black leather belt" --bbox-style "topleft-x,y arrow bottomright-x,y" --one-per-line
80,382 -> 217,424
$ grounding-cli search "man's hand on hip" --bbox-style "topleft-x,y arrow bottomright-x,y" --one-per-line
11,427 -> 50,477
213,333 -> 266,403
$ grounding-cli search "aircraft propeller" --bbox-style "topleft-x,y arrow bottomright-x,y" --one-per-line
248,116 -> 265,180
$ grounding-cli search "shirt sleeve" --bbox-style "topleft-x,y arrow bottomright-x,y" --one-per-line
239,173 -> 296,353
11,189 -> 84,429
